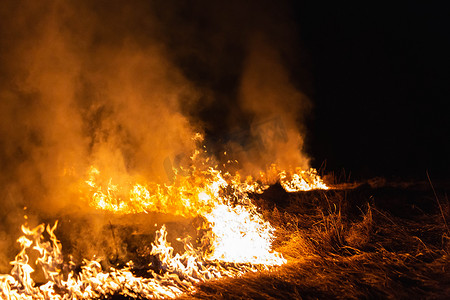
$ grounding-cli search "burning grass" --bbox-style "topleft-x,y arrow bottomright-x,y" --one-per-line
180,180 -> 450,299
1,174 -> 449,299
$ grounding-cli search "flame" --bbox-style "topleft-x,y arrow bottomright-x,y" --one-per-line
84,162 -> 327,216
279,168 -> 329,192
1,149 -> 328,299
0,222 -> 274,299
204,203 -> 285,265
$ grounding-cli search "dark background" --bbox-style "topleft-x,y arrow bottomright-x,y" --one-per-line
295,2 -> 449,181
165,1 -> 449,181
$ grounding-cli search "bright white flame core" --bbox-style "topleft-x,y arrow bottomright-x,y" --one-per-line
205,204 -> 285,265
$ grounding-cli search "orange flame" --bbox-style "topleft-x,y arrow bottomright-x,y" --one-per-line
1,150 -> 328,298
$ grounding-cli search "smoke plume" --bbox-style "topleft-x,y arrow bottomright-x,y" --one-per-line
0,0 -> 310,271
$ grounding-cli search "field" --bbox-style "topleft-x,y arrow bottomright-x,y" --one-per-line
6,177 -> 449,299
169,178 -> 450,299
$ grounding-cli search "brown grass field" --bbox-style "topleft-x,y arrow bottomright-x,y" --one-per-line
103,178 -> 450,299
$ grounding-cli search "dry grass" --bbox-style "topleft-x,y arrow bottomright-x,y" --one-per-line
106,180 -> 450,299
178,180 -> 450,299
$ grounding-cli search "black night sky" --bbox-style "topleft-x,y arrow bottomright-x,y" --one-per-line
294,2 -> 449,180
169,1 -> 450,181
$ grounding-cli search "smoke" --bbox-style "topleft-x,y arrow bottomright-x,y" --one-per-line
0,0 -> 200,270
153,0 -> 312,176
234,34 -> 311,175
0,0 -> 310,271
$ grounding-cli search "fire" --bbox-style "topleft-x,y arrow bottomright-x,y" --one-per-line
84,163 -> 328,216
0,222 -> 274,299
1,149 -> 328,299
204,203 -> 285,265
280,168 -> 329,192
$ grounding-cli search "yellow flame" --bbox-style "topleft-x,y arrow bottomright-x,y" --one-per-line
84,162 -> 327,216
1,222 -> 275,299
1,149 -> 328,298
279,168 -> 329,192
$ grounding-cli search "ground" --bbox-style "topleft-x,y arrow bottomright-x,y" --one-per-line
103,178 -> 450,299
183,179 -> 449,299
